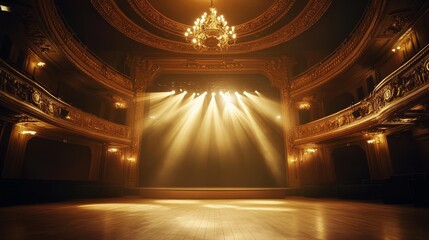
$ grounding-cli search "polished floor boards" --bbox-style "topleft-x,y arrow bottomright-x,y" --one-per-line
1,197 -> 429,240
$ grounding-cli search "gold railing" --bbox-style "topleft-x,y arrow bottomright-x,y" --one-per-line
0,61 -> 131,144
294,43 -> 429,144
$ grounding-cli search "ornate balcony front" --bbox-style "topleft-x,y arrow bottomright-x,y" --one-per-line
294,43 -> 429,145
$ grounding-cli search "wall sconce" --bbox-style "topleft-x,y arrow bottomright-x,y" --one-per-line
304,148 -> 317,153
366,137 -> 381,144
296,101 -> 311,110
32,61 -> 46,78
108,147 -> 119,153
127,156 -> 135,162
391,46 -> 401,52
114,102 -> 127,109
20,130 -> 37,135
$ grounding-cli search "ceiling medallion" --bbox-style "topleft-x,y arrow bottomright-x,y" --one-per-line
184,0 -> 236,51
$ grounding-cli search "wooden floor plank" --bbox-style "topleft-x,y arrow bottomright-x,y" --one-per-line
0,197 -> 428,240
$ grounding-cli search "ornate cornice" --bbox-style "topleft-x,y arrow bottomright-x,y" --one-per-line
0,61 -> 131,144
293,43 -> 429,145
290,0 -> 385,97
128,0 -> 295,37
35,0 -> 134,98
91,0 -> 331,54
133,57 -> 293,90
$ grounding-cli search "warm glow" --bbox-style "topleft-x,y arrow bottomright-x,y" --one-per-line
21,130 -> 37,135
36,62 -> 46,67
367,139 -> 376,144
108,147 -> 119,153
297,101 -> 311,110
114,102 -> 127,109
143,90 -> 285,186
305,148 -> 317,153
184,0 -> 236,51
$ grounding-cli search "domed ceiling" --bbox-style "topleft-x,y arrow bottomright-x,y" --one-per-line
55,0 -> 370,76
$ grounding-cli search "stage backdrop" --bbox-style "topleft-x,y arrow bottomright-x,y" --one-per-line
140,75 -> 286,187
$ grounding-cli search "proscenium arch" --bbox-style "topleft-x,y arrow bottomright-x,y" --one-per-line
138,75 -> 287,187
132,57 -> 295,187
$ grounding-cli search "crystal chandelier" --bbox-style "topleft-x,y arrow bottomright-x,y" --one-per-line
184,0 -> 236,51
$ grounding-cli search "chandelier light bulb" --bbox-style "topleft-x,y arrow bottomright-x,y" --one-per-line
184,0 -> 236,51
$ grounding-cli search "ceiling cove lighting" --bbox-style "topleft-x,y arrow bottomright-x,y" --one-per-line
184,0 -> 236,51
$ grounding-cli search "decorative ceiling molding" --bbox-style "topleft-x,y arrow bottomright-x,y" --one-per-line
35,0 -> 134,98
290,0 -> 385,98
91,0 -> 331,54
128,0 -> 295,37
134,57 -> 294,91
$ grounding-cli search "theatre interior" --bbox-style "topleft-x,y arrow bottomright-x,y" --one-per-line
1,0 -> 429,239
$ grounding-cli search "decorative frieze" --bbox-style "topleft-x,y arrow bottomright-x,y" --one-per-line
0,65 -> 130,142
294,44 -> 429,142
133,57 -> 292,91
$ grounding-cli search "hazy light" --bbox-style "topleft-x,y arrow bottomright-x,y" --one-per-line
143,90 -> 285,185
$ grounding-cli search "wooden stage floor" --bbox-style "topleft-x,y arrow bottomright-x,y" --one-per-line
1,197 -> 428,239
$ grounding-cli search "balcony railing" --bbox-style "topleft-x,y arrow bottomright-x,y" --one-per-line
0,61 -> 131,144
294,43 -> 429,144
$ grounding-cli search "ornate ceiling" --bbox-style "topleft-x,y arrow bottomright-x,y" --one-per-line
90,0 -> 332,54
35,0 -> 427,97
55,0 -> 370,66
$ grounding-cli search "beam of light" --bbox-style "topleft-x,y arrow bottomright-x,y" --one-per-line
141,88 -> 286,187
144,92 -> 187,130
153,93 -> 206,184
236,93 -> 284,183
193,95 -> 233,163
242,92 -> 284,127
137,91 -> 173,102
